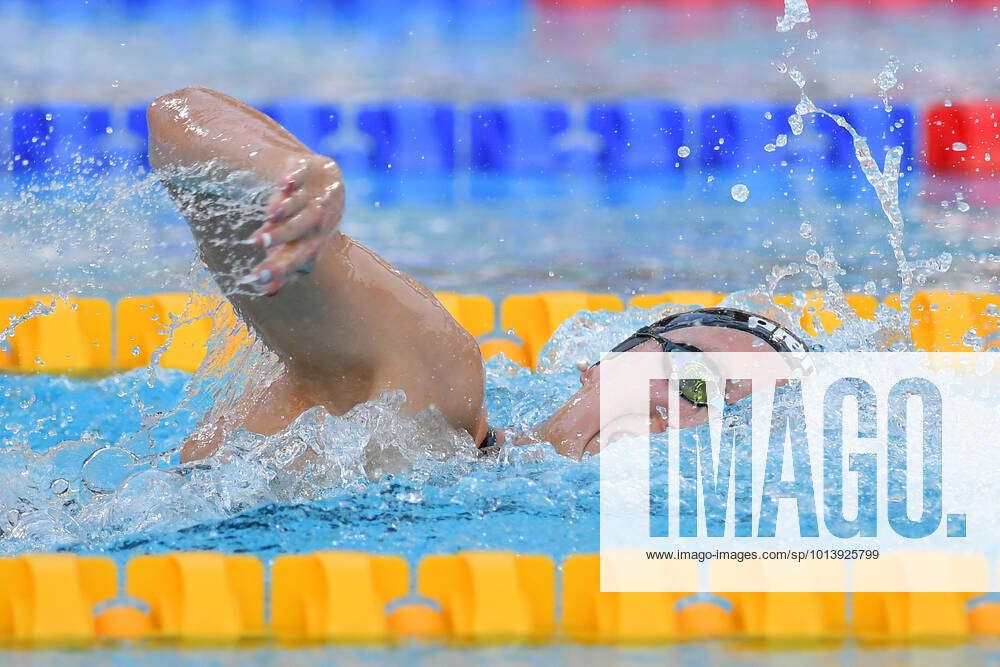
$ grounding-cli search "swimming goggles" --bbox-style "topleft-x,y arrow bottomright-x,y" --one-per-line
602,333 -> 712,407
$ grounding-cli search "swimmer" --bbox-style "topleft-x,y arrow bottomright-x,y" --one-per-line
148,86 -> 809,462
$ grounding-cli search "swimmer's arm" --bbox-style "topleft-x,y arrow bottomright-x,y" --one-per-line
147,85 -> 343,290
150,87 -> 489,460
148,86 -> 373,385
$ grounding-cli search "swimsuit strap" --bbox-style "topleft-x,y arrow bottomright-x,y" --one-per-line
477,426 -> 498,452
610,330 -> 702,354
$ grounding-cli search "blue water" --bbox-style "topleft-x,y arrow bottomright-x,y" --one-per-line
0,293 -> 913,565
0,320 -> 607,563
0,303 -> 800,563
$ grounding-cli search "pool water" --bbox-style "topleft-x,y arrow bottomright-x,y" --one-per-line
0,307 -> 664,560
0,292 -> 921,561
2,166 -> 995,303
0,303 -> 991,665
1,1 -> 999,661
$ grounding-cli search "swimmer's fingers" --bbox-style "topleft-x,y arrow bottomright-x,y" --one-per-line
252,238 -> 323,295
280,159 -> 311,196
252,160 -> 344,249
270,238 -> 322,279
257,207 -> 322,249
254,191 -> 312,246
275,171 -> 315,216
255,160 -> 308,222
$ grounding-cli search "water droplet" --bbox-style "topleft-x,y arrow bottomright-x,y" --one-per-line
131,346 -> 140,356
776,0 -> 811,33
764,143 -> 776,152
952,142 -> 968,152
806,29 -> 818,39
874,56 -> 901,112
775,134 -> 788,147
111,80 -> 120,88
82,446 -> 140,495
50,478 -> 69,495
731,184 -> 750,203
788,114 -> 804,136
957,201 -> 970,212
913,62 -> 924,73
788,67 -> 806,89
762,239 -> 773,248
676,145 -> 690,158
764,111 -> 773,120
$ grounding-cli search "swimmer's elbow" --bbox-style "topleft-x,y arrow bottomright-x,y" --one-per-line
146,86 -> 223,170
148,86 -> 201,131
148,85 -> 217,119
147,87 -> 193,170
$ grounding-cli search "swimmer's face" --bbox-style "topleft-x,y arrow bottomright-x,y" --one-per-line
533,326 -> 780,459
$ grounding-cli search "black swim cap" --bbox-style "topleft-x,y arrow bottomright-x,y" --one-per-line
611,307 -> 814,373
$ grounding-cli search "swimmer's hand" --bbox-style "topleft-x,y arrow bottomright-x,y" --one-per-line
249,155 -> 344,295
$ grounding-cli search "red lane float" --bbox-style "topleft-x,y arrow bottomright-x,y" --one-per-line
925,102 -> 999,174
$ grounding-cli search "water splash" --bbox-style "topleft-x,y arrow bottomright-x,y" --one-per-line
788,91 -> 950,321
758,45 -> 954,349
875,55 -> 901,112
0,300 -> 54,352
0,156 -> 490,552
0,378 -> 481,553
776,0 -> 811,33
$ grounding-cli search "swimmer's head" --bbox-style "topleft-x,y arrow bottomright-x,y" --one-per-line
533,308 -> 810,459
